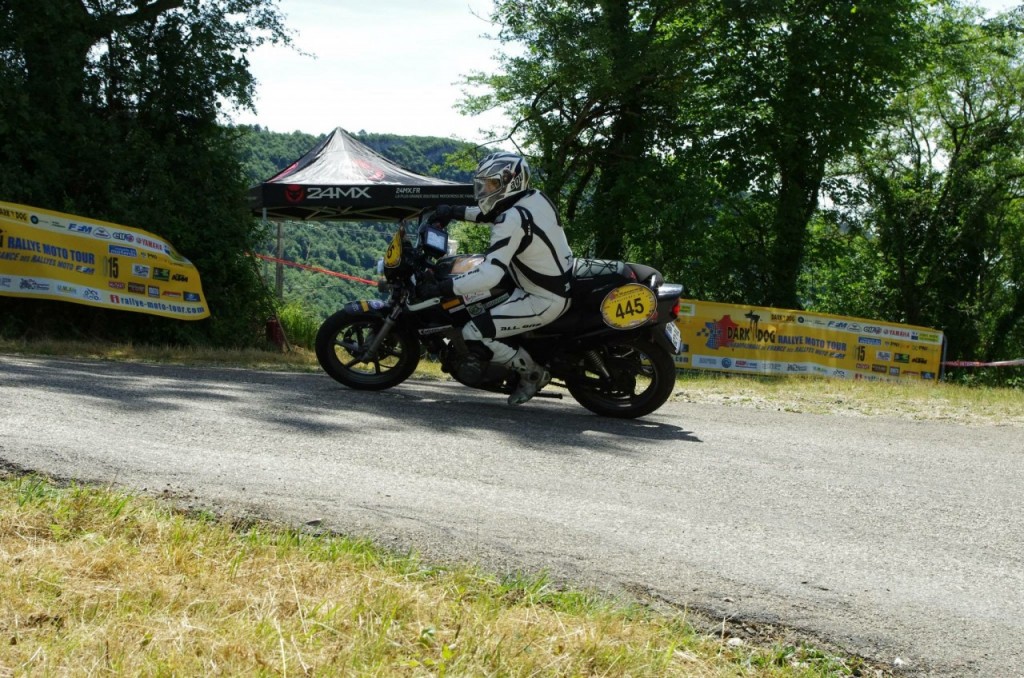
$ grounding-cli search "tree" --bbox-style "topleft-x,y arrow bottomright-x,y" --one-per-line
697,0 -> 927,307
0,0 -> 292,345
846,4 -> 1024,361
464,0 -> 927,310
462,0 -> 702,263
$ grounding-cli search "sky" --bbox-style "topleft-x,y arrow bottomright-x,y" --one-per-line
229,0 -> 1022,144
229,0 -> 508,143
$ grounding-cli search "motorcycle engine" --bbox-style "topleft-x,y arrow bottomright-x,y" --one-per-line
443,344 -> 509,388
453,353 -> 488,385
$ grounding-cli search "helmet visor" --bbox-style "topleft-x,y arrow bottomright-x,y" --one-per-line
473,176 -> 503,213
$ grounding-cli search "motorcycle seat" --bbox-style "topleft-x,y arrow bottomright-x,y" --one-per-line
568,258 -> 667,303
569,258 -> 635,300
539,259 -> 662,335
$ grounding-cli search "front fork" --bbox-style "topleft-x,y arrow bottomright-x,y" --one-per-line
360,294 -> 473,364
359,304 -> 404,362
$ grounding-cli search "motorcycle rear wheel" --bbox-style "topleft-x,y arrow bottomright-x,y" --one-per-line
315,310 -> 420,390
567,337 -> 677,418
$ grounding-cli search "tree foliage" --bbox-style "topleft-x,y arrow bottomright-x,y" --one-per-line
0,0 -> 291,346
236,126 -> 320,184
466,0 -> 927,309
463,0 -> 701,264
834,4 -> 1024,360
698,0 -> 926,307
459,0 -> 1024,364
255,220 -> 392,321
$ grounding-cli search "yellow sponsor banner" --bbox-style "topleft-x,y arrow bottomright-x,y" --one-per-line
0,200 -> 208,320
673,300 -> 944,383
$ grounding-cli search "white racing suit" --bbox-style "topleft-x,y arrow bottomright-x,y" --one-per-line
450,190 -> 574,365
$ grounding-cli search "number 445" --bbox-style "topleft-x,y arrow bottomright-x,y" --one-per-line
616,298 -> 645,318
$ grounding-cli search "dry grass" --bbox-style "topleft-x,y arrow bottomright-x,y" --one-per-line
0,337 -> 321,372
0,477 -> 864,677
671,373 -> 1024,426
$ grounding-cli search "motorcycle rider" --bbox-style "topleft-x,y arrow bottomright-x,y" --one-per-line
419,152 -> 574,405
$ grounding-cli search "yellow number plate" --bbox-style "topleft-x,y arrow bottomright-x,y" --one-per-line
384,230 -> 403,268
600,283 -> 657,329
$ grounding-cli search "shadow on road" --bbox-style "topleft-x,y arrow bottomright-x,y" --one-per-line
1,355 -> 701,456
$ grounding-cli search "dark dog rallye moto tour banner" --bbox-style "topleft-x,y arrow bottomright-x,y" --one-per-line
0,200 -> 208,320
673,300 -> 945,383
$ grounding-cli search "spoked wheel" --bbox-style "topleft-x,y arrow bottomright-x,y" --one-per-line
566,337 -> 677,418
315,310 -> 420,390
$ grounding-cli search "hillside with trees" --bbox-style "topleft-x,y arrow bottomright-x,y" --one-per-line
235,126 -> 482,320
235,126 -> 479,185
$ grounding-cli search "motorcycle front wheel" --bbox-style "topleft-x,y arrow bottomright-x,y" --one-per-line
566,337 -> 677,419
315,310 -> 420,390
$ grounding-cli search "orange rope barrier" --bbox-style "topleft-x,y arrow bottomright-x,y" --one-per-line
252,253 -> 378,286
942,359 -> 1024,368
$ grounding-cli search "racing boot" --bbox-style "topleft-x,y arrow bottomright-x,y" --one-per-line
507,347 -> 550,406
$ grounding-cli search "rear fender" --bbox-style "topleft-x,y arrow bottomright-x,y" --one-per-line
650,283 -> 684,354
653,283 -> 683,317
649,322 -> 681,355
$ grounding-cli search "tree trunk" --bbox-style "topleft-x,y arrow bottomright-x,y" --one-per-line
767,152 -> 821,309
592,0 -> 646,259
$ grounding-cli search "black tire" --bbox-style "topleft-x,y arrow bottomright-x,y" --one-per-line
567,337 -> 677,418
315,310 -> 420,390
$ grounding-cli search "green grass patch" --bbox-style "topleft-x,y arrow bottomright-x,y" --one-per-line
276,300 -> 321,350
670,370 -> 1024,425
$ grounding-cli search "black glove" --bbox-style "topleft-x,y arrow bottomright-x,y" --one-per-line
416,273 -> 454,299
430,204 -> 466,226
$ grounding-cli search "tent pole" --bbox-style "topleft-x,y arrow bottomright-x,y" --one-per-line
274,212 -> 283,301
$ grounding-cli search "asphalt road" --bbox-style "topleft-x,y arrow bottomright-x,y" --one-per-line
2,354 -> 1022,677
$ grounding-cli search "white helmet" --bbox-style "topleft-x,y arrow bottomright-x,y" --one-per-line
473,152 -> 530,216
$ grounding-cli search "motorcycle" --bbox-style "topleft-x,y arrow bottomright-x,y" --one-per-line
314,212 -> 685,418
